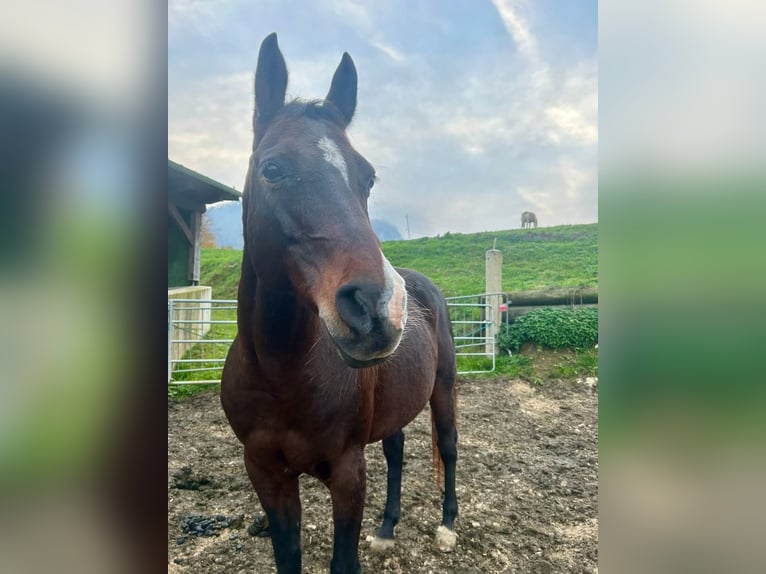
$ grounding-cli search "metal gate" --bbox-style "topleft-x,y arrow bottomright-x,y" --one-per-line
168,299 -> 237,384
168,294 -> 506,384
445,292 -> 508,374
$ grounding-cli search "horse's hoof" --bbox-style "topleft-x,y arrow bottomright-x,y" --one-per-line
434,525 -> 457,552
368,535 -> 396,552
247,512 -> 270,537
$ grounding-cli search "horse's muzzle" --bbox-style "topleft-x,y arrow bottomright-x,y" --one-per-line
329,275 -> 407,367
335,281 -> 382,337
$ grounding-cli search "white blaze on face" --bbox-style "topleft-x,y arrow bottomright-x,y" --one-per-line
317,136 -> 349,189
380,252 -> 408,331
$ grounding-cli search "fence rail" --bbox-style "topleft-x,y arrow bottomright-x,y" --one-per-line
169,294 -> 506,384
168,299 -> 238,384
445,292 -> 508,374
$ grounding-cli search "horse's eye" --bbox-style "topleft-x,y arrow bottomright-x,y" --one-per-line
261,161 -> 284,183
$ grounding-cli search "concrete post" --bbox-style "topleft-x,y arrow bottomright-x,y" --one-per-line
485,247 -> 503,354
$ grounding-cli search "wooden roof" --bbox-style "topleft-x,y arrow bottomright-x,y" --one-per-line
168,159 -> 241,206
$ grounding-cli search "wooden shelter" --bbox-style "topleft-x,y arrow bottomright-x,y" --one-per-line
167,159 -> 240,287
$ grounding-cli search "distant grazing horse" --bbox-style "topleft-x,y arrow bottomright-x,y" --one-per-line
521,211 -> 538,229
221,34 -> 458,574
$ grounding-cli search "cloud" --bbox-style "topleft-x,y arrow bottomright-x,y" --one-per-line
327,0 -> 373,31
490,0 -> 541,61
324,0 -> 403,62
168,0 -> 229,40
168,71 -> 253,188
516,158 -> 597,224
369,39 -> 405,63
544,102 -> 597,146
168,0 -> 598,237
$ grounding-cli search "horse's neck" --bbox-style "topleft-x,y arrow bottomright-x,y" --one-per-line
240,271 -> 320,367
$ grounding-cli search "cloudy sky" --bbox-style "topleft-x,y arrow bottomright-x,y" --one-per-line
169,0 -> 597,238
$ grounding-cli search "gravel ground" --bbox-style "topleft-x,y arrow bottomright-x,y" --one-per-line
168,375 -> 598,573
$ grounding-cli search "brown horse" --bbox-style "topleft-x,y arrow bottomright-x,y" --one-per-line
221,33 -> 458,574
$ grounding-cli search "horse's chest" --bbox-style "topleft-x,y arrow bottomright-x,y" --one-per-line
244,390 -> 360,468
247,419 -> 348,475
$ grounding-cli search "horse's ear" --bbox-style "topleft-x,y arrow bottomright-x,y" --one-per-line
325,52 -> 357,127
254,33 -> 287,129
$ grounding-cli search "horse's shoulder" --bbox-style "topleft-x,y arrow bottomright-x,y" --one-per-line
397,268 -> 440,299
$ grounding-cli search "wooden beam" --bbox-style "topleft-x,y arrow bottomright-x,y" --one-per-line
505,287 -> 598,306
188,211 -> 201,284
168,204 -> 194,245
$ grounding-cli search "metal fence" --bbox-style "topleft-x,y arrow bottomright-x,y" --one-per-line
168,299 -> 238,384
445,292 -> 509,374
168,294 -> 507,384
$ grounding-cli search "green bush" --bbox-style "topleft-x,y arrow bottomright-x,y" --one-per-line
497,307 -> 598,353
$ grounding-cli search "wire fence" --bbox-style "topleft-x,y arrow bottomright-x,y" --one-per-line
445,292 -> 510,374
168,299 -> 238,384
168,294 -> 507,384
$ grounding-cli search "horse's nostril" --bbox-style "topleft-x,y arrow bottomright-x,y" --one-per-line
336,282 -> 382,336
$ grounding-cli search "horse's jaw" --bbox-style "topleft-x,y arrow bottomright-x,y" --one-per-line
324,321 -> 404,369
334,345 -> 391,369
318,307 -> 405,369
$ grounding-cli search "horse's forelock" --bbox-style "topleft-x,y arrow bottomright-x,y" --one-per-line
279,99 -> 348,129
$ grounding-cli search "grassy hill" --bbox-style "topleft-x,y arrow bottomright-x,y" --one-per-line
199,248 -> 243,300
201,223 -> 598,299
380,224 -> 597,297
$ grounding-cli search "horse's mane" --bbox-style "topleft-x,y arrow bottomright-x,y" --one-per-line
279,99 -> 347,127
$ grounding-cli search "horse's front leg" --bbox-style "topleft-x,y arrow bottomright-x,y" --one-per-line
244,449 -> 302,574
326,448 -> 367,574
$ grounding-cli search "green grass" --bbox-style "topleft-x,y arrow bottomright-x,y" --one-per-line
199,248 -> 242,299
454,356 -> 496,374
381,224 -> 597,297
549,349 -> 599,379
168,306 -> 237,397
200,223 -> 598,299
490,347 -> 598,384
495,354 -> 537,380
168,383 -> 219,400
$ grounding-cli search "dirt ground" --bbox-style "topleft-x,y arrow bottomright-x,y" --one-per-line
168,375 -> 598,573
